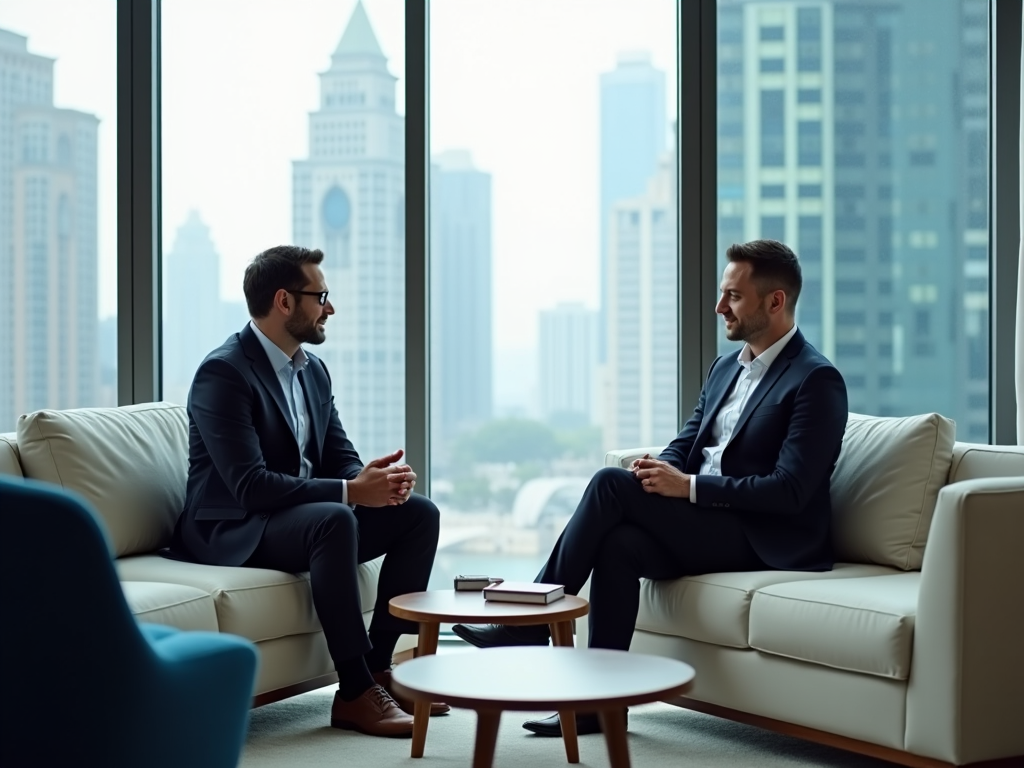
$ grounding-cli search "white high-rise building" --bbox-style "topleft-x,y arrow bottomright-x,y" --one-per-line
605,151 -> 678,449
0,30 -> 99,430
538,304 -> 598,428
293,1 -> 405,461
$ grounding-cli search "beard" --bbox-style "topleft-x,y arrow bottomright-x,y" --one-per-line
286,313 -> 327,345
725,304 -> 770,342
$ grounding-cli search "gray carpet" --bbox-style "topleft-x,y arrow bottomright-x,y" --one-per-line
241,686 -> 900,768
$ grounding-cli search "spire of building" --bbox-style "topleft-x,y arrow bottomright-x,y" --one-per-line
332,1 -> 385,60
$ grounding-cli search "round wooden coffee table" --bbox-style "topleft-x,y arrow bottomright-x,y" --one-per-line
391,647 -> 695,768
389,590 -> 589,759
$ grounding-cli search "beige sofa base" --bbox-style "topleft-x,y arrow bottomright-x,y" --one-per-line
616,628 -> 1022,768
663,696 -> 1021,768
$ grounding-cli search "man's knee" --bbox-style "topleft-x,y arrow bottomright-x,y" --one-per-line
317,503 -> 358,542
403,494 -> 440,534
592,466 -> 634,490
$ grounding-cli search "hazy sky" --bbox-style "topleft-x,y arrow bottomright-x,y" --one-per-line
1,0 -> 676,369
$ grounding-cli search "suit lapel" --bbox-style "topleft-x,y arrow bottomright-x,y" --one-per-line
239,324 -> 297,447
694,360 -> 742,450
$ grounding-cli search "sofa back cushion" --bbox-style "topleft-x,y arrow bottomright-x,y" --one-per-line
0,433 -> 22,478
16,403 -> 189,557
830,412 -> 955,571
947,442 -> 1024,484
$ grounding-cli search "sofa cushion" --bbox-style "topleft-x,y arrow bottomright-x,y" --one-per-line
635,563 -> 899,649
948,442 -> 1024,484
116,555 -> 383,643
831,412 -> 955,570
749,573 -> 919,680
16,403 -> 189,558
121,581 -> 219,632
0,433 -> 21,478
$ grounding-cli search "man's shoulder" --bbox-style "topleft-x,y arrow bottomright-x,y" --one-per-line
194,332 -> 248,378
791,336 -> 841,375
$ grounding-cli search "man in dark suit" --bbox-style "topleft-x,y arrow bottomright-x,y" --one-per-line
171,245 -> 443,738
454,240 -> 849,737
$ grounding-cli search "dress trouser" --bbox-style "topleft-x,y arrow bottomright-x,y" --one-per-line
535,467 -> 764,651
243,494 -> 439,666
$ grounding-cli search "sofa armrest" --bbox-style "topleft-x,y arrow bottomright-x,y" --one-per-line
605,447 -> 665,469
905,477 -> 1024,764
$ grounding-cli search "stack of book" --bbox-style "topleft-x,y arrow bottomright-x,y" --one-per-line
481,581 -> 565,604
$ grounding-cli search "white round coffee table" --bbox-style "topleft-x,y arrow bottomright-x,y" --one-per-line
391,646 -> 695,768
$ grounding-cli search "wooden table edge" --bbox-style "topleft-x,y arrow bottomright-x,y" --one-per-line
390,678 -> 696,712
388,599 -> 589,625
390,607 -> 590,625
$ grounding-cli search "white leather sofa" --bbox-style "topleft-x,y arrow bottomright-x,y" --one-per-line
580,412 -> 1024,767
0,402 -> 414,705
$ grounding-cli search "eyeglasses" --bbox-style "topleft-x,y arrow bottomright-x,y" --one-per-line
288,289 -> 329,306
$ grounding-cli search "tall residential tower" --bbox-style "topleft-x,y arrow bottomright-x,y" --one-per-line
0,30 -> 99,430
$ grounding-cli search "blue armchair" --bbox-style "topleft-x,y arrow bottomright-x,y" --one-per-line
0,476 -> 259,768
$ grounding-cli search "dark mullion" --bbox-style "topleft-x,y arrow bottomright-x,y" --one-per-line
989,0 -> 1021,444
116,0 -> 162,406
678,0 -> 719,425
405,0 -> 431,484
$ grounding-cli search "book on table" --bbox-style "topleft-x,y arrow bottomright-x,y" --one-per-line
482,581 -> 565,604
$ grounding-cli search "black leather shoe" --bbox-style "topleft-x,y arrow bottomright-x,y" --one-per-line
451,623 -> 550,649
522,709 -> 628,737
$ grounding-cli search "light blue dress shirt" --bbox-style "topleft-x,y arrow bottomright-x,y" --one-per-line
249,320 -> 348,503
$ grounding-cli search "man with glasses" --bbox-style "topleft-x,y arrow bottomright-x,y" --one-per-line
171,245 -> 444,738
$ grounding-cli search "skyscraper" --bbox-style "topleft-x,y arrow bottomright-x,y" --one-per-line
431,149 -> 492,463
538,303 -> 598,429
605,150 -> 679,449
716,0 -> 987,438
0,29 -> 98,431
599,52 -> 667,361
293,1 -> 405,461
162,210 -> 228,406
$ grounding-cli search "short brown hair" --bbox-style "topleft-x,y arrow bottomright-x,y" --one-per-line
243,245 -> 324,318
726,239 -> 802,311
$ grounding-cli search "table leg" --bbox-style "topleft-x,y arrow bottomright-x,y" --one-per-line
410,621 -> 440,758
557,708 -> 579,763
472,709 -> 502,768
548,621 -> 579,762
549,620 -> 575,648
599,709 -> 631,768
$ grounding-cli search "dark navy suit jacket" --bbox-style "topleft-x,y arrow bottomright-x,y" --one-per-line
659,330 -> 848,571
171,323 -> 363,566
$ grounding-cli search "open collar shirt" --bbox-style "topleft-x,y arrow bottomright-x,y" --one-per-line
249,319 -> 315,481
690,324 -> 798,503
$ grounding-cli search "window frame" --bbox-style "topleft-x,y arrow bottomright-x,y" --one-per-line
116,0 -> 1020,459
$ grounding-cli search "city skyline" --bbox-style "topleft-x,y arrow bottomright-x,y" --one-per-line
1,0 -> 991,444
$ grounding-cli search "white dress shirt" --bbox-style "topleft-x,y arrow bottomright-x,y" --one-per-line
249,320 -> 348,505
690,324 -> 798,504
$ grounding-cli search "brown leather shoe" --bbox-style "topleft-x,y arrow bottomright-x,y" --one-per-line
330,684 -> 415,737
373,668 -> 451,716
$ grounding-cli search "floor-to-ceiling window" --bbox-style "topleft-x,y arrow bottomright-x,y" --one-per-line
0,0 -> 118,432
717,0 -> 991,441
161,0 -> 406,463
427,0 -> 680,588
